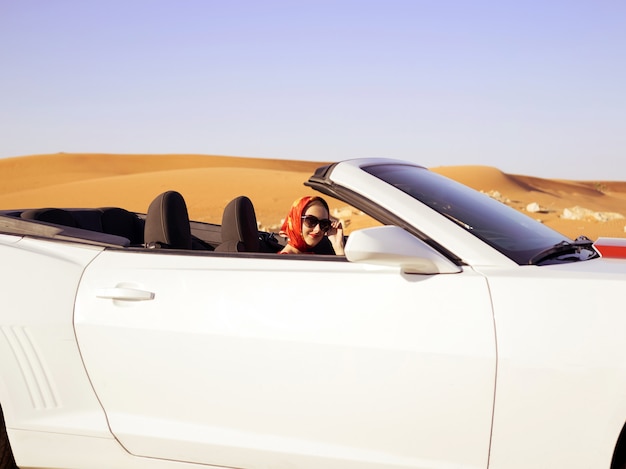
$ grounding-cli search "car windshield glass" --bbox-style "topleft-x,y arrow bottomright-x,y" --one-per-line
364,163 -> 573,264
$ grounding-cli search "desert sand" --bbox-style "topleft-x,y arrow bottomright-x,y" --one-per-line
1,153 -> 625,241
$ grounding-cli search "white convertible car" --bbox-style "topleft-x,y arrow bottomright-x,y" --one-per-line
1,158 -> 625,469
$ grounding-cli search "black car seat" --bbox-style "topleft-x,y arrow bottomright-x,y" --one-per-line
144,191 -> 192,249
100,207 -> 145,245
215,196 -> 260,252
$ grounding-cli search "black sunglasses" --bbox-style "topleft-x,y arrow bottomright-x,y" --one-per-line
301,215 -> 332,232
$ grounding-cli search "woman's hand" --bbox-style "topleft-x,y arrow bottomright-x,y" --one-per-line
326,219 -> 345,255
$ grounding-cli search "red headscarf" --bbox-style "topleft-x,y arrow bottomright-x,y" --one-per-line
280,196 -> 328,253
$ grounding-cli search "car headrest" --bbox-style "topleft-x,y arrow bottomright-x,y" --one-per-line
215,196 -> 260,252
144,191 -> 192,249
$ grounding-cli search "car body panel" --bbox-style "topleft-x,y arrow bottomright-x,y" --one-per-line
0,238 -> 117,467
479,260 -> 626,469
74,249 -> 496,468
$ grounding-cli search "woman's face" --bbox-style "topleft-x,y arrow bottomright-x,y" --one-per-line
301,202 -> 330,249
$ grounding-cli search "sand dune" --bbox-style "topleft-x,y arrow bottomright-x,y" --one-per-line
1,153 -> 625,240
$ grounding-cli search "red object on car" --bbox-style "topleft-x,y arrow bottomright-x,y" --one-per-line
594,237 -> 626,259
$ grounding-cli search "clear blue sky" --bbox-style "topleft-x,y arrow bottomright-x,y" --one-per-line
1,0 -> 625,180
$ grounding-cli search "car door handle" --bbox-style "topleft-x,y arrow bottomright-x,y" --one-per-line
96,288 -> 155,301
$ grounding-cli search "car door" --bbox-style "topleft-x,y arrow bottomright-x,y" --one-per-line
74,247 -> 496,469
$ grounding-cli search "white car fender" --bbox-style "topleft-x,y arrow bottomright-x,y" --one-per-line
0,238 -> 112,439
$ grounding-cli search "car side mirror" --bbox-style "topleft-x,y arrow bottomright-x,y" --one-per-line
344,226 -> 461,274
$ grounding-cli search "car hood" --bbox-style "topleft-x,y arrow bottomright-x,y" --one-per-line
544,256 -> 626,275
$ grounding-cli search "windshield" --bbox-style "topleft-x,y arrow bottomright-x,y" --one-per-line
364,163 -> 575,264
